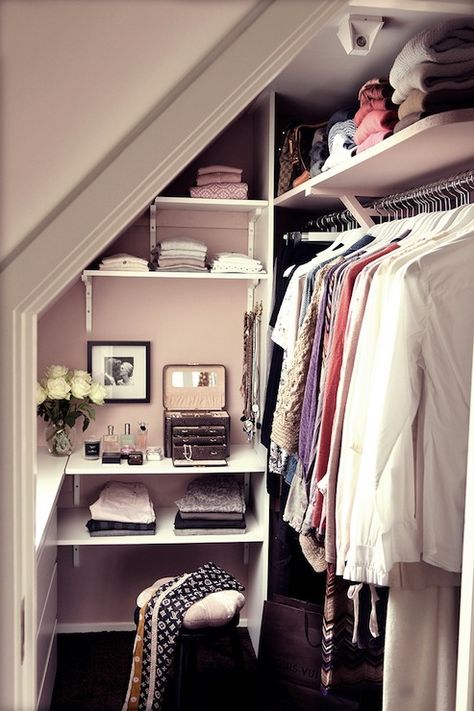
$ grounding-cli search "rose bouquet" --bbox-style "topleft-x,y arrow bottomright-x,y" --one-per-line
37,365 -> 107,455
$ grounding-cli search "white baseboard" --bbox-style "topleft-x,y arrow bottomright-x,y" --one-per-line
57,621 -> 136,633
57,617 -> 248,634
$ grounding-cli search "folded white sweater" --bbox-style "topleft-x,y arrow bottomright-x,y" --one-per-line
89,481 -> 156,524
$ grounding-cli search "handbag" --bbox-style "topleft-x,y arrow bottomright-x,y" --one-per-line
277,122 -> 326,196
258,595 -> 359,710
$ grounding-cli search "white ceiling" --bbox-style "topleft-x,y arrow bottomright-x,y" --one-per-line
265,3 -> 474,119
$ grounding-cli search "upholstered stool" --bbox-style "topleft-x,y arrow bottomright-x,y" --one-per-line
134,576 -> 246,711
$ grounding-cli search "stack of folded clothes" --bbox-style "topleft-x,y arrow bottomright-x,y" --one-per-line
174,474 -> 246,535
86,481 -> 156,536
149,238 -> 208,272
309,125 -> 329,178
99,253 -> 150,272
321,106 -> 358,172
190,165 -> 248,199
389,17 -> 474,133
209,252 -> 263,274
353,78 -> 398,153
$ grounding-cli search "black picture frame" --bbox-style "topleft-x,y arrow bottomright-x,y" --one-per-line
87,341 -> 151,403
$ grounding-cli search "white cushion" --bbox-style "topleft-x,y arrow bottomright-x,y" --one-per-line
136,576 -> 245,629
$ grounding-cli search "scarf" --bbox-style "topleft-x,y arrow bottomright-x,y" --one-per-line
122,562 -> 244,711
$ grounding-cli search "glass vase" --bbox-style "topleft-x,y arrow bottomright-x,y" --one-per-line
45,422 -> 75,457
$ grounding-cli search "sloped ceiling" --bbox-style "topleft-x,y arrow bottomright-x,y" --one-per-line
0,0 -> 263,265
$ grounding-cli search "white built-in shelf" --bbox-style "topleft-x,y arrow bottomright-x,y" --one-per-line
65,444 -> 266,476
274,109 -> 474,212
36,448 -> 67,550
82,269 -> 268,281
152,196 -> 268,212
57,507 -> 263,546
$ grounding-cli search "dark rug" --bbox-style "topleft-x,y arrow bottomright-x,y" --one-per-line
50,629 -> 260,711
50,630 -> 381,711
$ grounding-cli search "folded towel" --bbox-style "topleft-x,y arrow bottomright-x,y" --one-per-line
158,256 -> 206,267
389,18 -> 474,102
354,109 -> 398,144
159,238 -> 207,253
327,119 -> 357,153
393,113 -> 424,133
100,253 -> 149,268
210,253 -> 263,273
99,264 -> 149,272
174,512 -> 246,530
356,130 -> 393,153
90,481 -> 155,524
397,86 -> 474,119
321,133 -> 356,172
390,17 -> 474,84
155,264 -> 209,272
86,519 -> 156,536
391,56 -> 474,104
196,172 -> 242,186
190,183 -> 248,200
175,475 -> 246,514
213,252 -> 261,262
197,165 -> 242,176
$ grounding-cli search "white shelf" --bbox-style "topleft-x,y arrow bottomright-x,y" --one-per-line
153,196 -> 268,212
82,269 -> 268,281
274,109 -> 474,212
36,449 -> 66,550
65,444 -> 266,476
57,507 -> 264,546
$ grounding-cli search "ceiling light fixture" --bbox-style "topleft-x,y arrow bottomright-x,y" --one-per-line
337,14 -> 384,56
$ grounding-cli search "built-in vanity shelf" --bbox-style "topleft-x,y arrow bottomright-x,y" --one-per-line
64,444 -> 266,476
274,109 -> 474,225
37,444 -> 267,550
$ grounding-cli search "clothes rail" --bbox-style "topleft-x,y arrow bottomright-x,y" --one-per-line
372,168 -> 474,219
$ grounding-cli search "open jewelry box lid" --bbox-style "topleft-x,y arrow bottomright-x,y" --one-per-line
163,364 -> 226,411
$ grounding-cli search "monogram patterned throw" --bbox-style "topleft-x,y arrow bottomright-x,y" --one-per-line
122,562 -> 245,711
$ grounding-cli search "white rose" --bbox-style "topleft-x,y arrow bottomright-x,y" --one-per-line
36,382 -> 47,405
46,376 -> 71,400
70,374 -> 92,399
73,369 -> 92,383
89,381 -> 106,405
46,364 -> 69,379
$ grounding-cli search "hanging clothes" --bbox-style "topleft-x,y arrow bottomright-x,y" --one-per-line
265,200 -> 474,707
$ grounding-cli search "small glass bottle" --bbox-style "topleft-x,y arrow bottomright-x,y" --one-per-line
135,422 -> 148,451
120,423 -> 135,458
102,425 -> 120,453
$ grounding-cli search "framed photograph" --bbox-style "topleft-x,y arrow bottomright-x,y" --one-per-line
87,341 -> 151,403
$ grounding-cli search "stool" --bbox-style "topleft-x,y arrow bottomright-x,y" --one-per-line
174,612 -> 245,711
132,604 -> 246,711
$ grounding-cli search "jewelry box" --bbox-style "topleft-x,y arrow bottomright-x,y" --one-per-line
163,364 -> 230,466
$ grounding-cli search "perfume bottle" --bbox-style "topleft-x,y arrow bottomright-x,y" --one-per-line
102,425 -> 120,453
120,423 -> 135,458
135,422 -> 149,451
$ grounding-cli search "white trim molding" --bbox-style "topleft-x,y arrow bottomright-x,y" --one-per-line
0,2 -> 347,707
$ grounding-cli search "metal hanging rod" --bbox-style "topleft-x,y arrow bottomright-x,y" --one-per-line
372,168 -> 474,218
294,169 -> 474,234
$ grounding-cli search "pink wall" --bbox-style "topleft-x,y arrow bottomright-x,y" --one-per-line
36,114 -> 262,625
37,210 -> 255,624
37,213 -> 252,451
